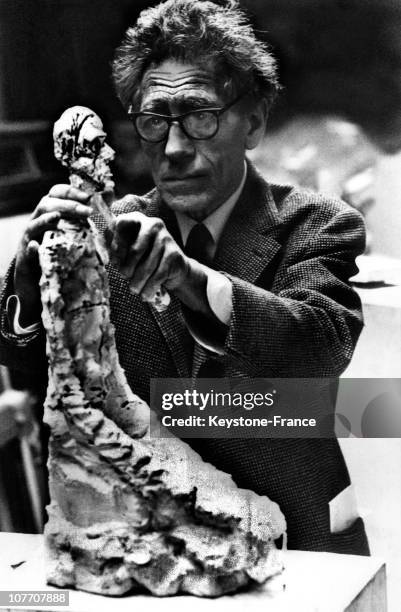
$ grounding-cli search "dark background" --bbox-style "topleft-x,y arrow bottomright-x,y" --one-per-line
1,0 -> 401,150
2,0 -> 401,217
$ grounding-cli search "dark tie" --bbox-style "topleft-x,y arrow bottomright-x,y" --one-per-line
182,224 -> 220,379
184,223 -> 213,266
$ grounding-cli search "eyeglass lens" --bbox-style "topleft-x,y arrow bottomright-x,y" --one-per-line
136,110 -> 218,142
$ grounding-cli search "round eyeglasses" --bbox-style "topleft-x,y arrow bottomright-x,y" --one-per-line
128,93 -> 245,143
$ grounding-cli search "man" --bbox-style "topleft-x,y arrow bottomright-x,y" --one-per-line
0,0 -> 368,554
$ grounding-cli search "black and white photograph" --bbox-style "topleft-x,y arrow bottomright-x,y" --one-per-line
0,0 -> 400,610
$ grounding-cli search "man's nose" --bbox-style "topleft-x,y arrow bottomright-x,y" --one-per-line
164,122 -> 194,160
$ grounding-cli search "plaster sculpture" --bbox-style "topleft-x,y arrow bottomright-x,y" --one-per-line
53,105 -> 115,193
40,107 -> 286,597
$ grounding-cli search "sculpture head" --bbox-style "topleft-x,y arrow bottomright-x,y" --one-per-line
53,106 -> 115,190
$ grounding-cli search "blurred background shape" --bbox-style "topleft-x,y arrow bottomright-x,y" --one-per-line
0,367 -> 45,533
1,0 -> 401,214
2,0 -> 401,149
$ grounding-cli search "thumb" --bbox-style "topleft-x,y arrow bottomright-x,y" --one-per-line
26,240 -> 40,262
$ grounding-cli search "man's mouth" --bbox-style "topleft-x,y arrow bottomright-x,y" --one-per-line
162,173 -> 205,183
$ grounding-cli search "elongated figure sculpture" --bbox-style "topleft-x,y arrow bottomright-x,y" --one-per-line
41,106 -> 286,597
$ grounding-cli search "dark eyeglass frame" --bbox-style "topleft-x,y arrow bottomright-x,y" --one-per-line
127,92 -> 246,143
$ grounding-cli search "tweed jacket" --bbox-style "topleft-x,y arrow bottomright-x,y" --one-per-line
0,162 -> 369,554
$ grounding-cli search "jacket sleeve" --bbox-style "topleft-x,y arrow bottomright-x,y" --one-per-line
222,206 -> 366,377
0,259 -> 47,374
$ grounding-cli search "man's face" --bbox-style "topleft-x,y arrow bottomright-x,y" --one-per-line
137,60 -> 252,220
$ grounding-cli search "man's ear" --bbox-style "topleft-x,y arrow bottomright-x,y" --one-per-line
245,98 -> 268,150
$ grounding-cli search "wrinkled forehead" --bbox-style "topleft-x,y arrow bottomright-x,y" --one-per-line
137,60 -> 223,110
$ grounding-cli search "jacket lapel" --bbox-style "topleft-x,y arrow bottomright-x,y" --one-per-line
213,162 -> 282,282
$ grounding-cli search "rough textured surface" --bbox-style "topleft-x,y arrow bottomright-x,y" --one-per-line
42,105 -> 286,596
53,105 -> 169,311
39,219 -> 286,597
53,105 -> 115,192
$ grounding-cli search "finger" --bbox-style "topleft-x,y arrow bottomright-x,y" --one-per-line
25,211 -> 61,241
48,184 -> 90,202
15,238 -> 42,280
120,228 -> 155,280
34,197 -> 92,220
110,215 -> 142,264
128,239 -> 164,295
140,244 -> 186,301
113,213 -> 143,246
139,250 -> 171,301
114,219 -> 151,274
26,240 -> 40,262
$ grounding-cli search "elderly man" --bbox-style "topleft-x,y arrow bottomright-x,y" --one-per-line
0,0 -> 368,554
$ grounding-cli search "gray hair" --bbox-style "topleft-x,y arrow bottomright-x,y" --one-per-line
113,0 -> 280,111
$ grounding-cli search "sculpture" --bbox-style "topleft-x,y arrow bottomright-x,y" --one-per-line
53,105 -> 115,193
40,107 -> 286,597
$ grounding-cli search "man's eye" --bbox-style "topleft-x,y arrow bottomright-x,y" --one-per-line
149,116 -> 164,127
192,111 -> 212,122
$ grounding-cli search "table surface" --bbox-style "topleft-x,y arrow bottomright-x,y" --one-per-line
0,533 -> 386,612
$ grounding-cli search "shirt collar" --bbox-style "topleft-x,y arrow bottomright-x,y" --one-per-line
175,162 -> 247,247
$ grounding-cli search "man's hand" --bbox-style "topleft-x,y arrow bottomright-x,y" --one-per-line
110,212 -> 192,302
14,185 -> 92,327
110,212 -> 219,321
